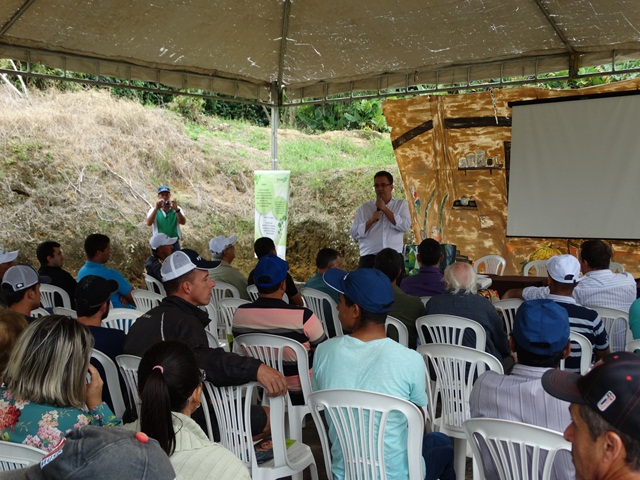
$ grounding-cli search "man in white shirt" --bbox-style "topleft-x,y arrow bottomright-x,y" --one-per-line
505,240 -> 636,312
350,171 -> 411,269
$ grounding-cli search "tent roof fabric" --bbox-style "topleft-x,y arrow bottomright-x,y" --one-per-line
1,0 -> 639,104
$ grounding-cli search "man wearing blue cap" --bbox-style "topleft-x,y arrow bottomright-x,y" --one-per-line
314,267 -> 455,480
146,185 -> 186,251
470,299 -> 574,479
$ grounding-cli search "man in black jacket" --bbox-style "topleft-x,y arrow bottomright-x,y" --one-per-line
36,241 -> 77,309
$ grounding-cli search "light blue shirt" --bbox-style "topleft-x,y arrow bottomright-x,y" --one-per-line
77,261 -> 133,309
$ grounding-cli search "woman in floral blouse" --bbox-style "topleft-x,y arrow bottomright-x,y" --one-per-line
0,315 -> 120,451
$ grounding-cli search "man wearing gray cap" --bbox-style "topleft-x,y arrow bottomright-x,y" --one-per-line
208,234 -> 250,300
0,265 -> 49,321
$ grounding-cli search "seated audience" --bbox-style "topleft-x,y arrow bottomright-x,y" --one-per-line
247,237 -> 304,306
543,352 -> 640,480
374,248 -> 425,348
470,299 -> 574,479
0,315 -> 120,451
208,234 -> 249,300
233,254 -> 326,397
0,310 -> 28,384
36,240 -> 77,309
78,233 -> 134,309
303,248 -> 342,337
313,267 -> 455,480
401,238 -> 445,297
126,341 -> 250,479
145,233 -> 178,282
424,262 -> 513,371
1,265 -> 48,321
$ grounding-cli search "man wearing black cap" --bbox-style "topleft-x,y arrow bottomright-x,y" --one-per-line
543,352 -> 640,480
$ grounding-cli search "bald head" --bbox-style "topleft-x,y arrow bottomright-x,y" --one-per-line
443,262 -> 477,294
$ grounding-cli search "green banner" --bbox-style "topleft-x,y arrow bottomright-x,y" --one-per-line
254,170 -> 291,257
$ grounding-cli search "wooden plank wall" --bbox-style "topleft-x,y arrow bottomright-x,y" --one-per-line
383,79 -> 640,276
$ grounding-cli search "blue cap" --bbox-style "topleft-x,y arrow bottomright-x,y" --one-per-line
513,299 -> 570,355
323,268 -> 394,314
254,254 -> 289,287
157,185 -> 170,194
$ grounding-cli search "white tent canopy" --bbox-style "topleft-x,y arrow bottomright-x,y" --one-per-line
1,0 -> 640,105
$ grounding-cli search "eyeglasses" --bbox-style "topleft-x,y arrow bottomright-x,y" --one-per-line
373,183 -> 392,188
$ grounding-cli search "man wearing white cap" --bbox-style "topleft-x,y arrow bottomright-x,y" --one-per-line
544,254 -> 610,372
208,234 -> 250,300
145,233 -> 178,282
0,265 -> 49,321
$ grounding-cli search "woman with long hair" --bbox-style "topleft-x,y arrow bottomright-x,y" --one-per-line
0,315 -> 120,451
128,341 -> 250,479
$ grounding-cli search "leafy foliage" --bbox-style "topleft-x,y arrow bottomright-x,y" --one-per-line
295,98 -> 389,132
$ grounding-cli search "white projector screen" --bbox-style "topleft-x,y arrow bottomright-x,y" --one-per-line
507,93 -> 640,239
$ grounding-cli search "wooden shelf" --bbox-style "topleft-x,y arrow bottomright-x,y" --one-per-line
458,166 -> 504,175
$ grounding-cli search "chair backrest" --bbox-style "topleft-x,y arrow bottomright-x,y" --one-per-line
474,255 -> 506,276
131,289 -> 163,312
626,339 -> 640,353
523,260 -> 548,277
610,261 -> 625,273
101,308 -> 143,334
115,354 -> 141,418
416,314 -> 487,350
205,329 -> 221,349
308,389 -> 425,480
417,344 -> 503,435
464,418 -> 571,480
91,349 -> 126,417
588,306 -> 630,352
246,284 -> 259,302
385,315 -> 409,347
218,297 -> 250,343
30,307 -> 49,318
211,281 -> 240,303
0,441 -> 45,470
52,306 -> 78,318
144,274 -> 166,296
493,298 -> 523,336
40,283 -> 72,309
560,331 -> 593,374
300,287 -> 344,338
420,296 -> 431,308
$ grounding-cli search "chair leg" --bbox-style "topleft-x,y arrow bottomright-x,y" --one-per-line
453,437 -> 467,480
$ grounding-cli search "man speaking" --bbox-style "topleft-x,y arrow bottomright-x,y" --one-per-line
350,171 -> 411,269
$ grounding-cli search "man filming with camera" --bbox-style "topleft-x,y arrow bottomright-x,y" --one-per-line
146,185 -> 186,251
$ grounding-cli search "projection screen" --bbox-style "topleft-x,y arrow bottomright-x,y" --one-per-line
507,92 -> 640,239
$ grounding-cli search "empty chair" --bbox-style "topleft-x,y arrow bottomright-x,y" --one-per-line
559,331 -> 593,374
101,308 -> 143,334
588,306 -> 630,352
91,349 -> 126,417
308,389 -> 425,480
52,307 -> 77,318
523,260 -> 548,277
208,281 -> 240,339
0,441 -> 45,470
201,381 -> 318,480
40,283 -> 72,309
219,297 -> 250,344
474,255 -> 506,276
116,354 -> 141,418
464,418 -> 571,480
144,274 -> 166,297
131,289 -> 163,312
493,298 -> 523,336
300,287 -> 344,338
610,261 -> 625,273
385,315 -> 409,347
416,314 -> 487,350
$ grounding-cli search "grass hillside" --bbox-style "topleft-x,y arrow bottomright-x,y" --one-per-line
0,87 -> 410,285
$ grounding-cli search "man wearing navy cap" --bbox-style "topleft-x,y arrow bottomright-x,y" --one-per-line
313,267 -> 455,480
470,299 -> 574,479
543,352 -> 640,480
146,185 -> 186,251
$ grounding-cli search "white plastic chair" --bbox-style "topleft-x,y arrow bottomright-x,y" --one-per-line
201,380 -> 318,480
523,260 -> 548,277
233,333 -> 312,443
0,441 -> 46,470
247,284 -> 260,302
610,261 -> 625,273
418,344 -> 504,480
52,307 -> 78,318
91,349 -> 126,417
101,308 -> 143,334
40,283 -> 72,309
385,315 -> 409,347
474,255 -> 506,276
493,298 -> 523,336
464,418 -> 571,480
30,308 -> 49,318
131,289 -> 163,312
300,287 -> 344,338
218,297 -> 250,345
560,331 -> 593,375
205,328 -> 229,352
588,306 -> 630,352
626,339 -> 640,353
144,274 -> 166,297
416,314 -> 487,350
308,389 -> 425,480
420,296 -> 432,308
116,354 -> 141,418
